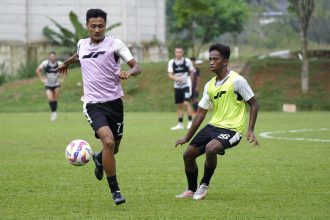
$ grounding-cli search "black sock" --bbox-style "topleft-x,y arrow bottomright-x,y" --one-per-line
188,116 -> 192,121
96,151 -> 103,165
49,101 -> 57,112
200,165 -> 216,186
185,170 -> 198,192
107,175 -> 120,193
178,117 -> 183,123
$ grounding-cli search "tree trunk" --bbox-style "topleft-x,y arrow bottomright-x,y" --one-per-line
301,29 -> 309,93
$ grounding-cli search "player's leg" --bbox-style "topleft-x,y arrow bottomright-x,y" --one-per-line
46,88 -> 57,121
194,128 -> 242,200
193,139 -> 223,200
96,126 -> 125,205
171,88 -> 185,130
176,125 -> 212,198
183,87 -> 193,129
176,145 -> 201,198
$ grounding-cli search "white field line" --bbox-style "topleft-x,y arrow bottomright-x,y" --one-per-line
259,128 -> 330,143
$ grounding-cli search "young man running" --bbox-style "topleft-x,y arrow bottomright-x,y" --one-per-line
175,43 -> 258,200
57,9 -> 141,205
35,52 -> 64,121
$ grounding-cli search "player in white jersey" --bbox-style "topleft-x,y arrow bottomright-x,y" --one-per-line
35,52 -> 64,121
168,47 -> 194,130
57,9 -> 141,205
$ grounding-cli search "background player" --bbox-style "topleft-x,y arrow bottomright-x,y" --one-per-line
168,46 -> 194,130
35,51 -> 64,121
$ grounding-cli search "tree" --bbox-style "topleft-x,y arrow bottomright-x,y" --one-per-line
168,0 -> 249,57
288,0 -> 315,94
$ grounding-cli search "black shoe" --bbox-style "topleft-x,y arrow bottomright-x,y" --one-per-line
112,190 -> 126,205
92,153 -> 103,180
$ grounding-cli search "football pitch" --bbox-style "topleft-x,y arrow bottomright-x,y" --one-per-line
1,112 -> 329,219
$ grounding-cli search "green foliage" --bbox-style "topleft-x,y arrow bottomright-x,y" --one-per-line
16,59 -> 39,79
43,11 -> 121,50
168,0 -> 249,56
1,112 -> 330,219
0,59 -> 329,112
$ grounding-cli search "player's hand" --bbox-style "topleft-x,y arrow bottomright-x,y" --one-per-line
119,71 -> 132,80
57,64 -> 68,76
42,78 -> 48,84
246,130 -> 259,146
175,137 -> 188,147
175,76 -> 184,82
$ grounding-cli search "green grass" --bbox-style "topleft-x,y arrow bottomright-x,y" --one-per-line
1,112 -> 329,219
0,58 -> 329,113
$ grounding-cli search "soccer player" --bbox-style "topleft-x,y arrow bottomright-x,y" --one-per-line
175,43 -> 258,200
57,9 -> 141,205
168,46 -> 194,130
35,52 -> 64,121
190,57 -> 201,114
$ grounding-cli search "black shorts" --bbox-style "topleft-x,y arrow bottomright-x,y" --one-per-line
174,87 -> 191,104
45,85 -> 60,90
190,124 -> 242,155
83,98 -> 124,140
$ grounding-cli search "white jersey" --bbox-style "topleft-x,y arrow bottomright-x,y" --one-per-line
168,58 -> 194,88
38,60 -> 63,87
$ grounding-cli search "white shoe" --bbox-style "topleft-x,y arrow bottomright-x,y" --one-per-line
186,121 -> 192,129
50,112 -> 57,121
175,190 -> 195,198
193,184 -> 208,200
171,123 -> 184,130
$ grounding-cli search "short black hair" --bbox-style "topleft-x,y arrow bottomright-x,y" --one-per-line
49,51 -> 56,55
209,43 -> 231,60
86,9 -> 107,23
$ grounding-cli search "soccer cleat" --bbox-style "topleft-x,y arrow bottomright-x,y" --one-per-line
193,184 -> 208,200
175,190 -> 195,198
171,123 -> 184,130
50,112 -> 57,121
186,121 -> 192,129
112,190 -> 126,205
92,153 -> 103,180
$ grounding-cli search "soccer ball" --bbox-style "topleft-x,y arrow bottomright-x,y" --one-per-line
65,139 -> 93,166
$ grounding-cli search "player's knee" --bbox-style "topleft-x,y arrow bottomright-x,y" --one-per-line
183,150 -> 196,162
102,137 -> 115,150
205,144 -> 220,155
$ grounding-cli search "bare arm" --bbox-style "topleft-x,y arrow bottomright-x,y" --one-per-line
175,107 -> 208,147
119,58 -> 141,79
35,67 -> 46,84
246,97 -> 259,146
57,53 -> 79,75
195,75 -> 201,93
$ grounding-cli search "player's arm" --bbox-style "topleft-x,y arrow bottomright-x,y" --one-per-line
57,53 -> 79,75
246,97 -> 259,146
35,64 -> 46,84
195,69 -> 201,93
175,107 -> 208,147
235,76 -> 259,146
119,58 -> 141,79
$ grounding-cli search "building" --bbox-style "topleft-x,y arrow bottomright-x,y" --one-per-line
0,0 -> 167,75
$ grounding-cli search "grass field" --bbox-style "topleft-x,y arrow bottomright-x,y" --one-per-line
0,111 -> 329,219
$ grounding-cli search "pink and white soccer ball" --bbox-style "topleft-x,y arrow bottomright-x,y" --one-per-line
65,139 -> 93,166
